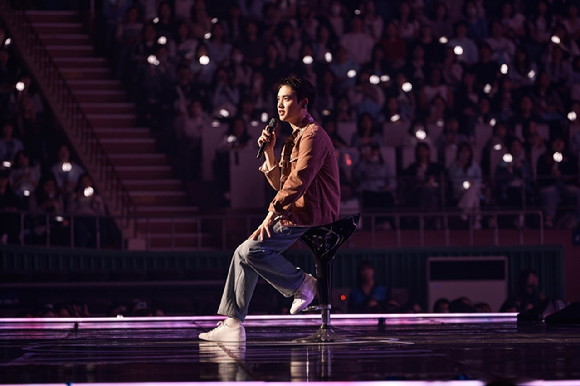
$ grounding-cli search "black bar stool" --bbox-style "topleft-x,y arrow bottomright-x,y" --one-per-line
293,214 -> 360,343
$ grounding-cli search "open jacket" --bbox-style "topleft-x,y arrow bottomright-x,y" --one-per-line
260,115 -> 341,226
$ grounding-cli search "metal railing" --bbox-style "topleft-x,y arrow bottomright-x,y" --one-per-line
0,208 -> 545,251
0,0 -> 136,222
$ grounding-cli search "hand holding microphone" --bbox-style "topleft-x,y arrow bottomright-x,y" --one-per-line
257,118 -> 278,159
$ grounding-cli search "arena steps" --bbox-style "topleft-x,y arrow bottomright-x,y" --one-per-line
27,10 -> 200,249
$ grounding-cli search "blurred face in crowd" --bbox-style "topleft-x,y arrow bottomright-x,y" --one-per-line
2,123 -> 13,139
526,272 -> 538,292
521,96 -> 532,113
551,138 -> 565,153
16,153 -> 29,168
232,118 -> 246,138
58,145 -> 70,162
511,139 -> 523,158
359,265 -> 375,283
144,24 -> 156,43
189,101 -> 202,118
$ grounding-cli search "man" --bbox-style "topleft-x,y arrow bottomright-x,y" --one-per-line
199,77 -> 341,342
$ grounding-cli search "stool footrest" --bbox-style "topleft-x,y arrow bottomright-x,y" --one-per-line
305,304 -> 331,312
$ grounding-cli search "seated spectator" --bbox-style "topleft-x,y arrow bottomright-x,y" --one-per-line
0,122 -> 24,168
50,145 -> 85,203
500,1 -> 525,41
68,173 -> 107,248
322,117 -> 347,149
380,21 -> 407,70
522,120 -> 547,159
510,46 -> 538,90
481,121 -> 512,177
528,0 -> 554,47
432,3 -> 453,41
9,151 -> 40,209
174,99 -> 208,181
448,21 -> 478,66
448,142 -> 483,228
544,45 -> 573,95
211,67 -> 240,117
403,142 -> 444,215
536,136 -> 580,229
493,76 -> 516,122
227,47 -> 252,91
115,6 -> 143,80
449,296 -> 475,312
347,69 -> 385,120
189,42 -> 216,87
474,302 -> 492,313
500,269 -> 544,312
341,16 -> 374,65
353,142 -> 396,217
154,1 -> 176,39
361,0 -> 383,42
207,22 -> 232,67
329,46 -> 360,95
463,0 -> 487,42
30,175 -> 69,246
174,22 -> 198,65
350,113 -> 382,149
434,115 -> 469,164
433,298 -> 450,313
485,21 -> 515,65
0,169 -> 21,244
327,0 -> 345,38
473,42 -> 500,89
419,67 -> 454,112
495,137 -> 535,207
348,261 -> 388,313
441,46 -> 463,88
238,20 -> 266,68
394,1 -> 420,41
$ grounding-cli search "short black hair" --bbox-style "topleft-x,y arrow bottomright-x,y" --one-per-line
278,76 -> 316,109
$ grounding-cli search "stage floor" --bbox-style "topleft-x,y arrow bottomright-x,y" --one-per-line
1,314 -> 580,385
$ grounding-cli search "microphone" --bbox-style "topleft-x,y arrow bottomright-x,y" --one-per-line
256,118 -> 278,159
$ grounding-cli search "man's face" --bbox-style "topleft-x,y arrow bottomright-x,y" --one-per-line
277,85 -> 303,123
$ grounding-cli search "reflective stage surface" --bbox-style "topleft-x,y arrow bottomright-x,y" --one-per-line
1,314 -> 580,384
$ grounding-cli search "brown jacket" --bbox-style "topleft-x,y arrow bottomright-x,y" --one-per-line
261,116 -> 341,226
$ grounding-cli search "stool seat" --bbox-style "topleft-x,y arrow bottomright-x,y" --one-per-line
294,214 -> 360,343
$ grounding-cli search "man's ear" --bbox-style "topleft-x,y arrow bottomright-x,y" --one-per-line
302,98 -> 309,109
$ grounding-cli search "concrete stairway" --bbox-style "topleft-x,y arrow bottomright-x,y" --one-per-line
26,10 -> 202,250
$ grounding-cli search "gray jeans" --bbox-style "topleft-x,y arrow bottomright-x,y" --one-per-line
217,221 -> 310,322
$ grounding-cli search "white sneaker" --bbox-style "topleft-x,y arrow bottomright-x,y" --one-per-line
290,274 -> 318,314
199,321 -> 246,342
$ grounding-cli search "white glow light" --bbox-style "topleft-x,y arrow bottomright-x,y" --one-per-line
302,55 -> 313,65
553,152 -> 563,163
324,52 -> 332,63
204,32 -> 211,40
157,36 -> 167,45
493,143 -> 502,151
551,35 -> 561,44
453,45 -> 463,55
4,38 -> 11,47
153,17 -> 159,24
227,135 -> 236,143
83,187 -> 94,197
147,55 -> 158,65
369,75 -> 380,85
439,36 -> 448,44
415,128 -> 427,140
402,82 -> 413,92
322,109 -> 331,116
568,111 -> 577,121
15,82 -> 25,91
55,216 -> 64,222
354,9 -> 361,15
250,120 -> 259,127
490,118 -> 497,126
347,69 -> 357,78
390,114 -> 400,122
500,64 -> 508,74
528,69 -> 536,79
260,112 -> 268,122
2,161 -> 11,168
211,18 -> 218,24
503,153 -> 513,163
436,119 -> 444,127
463,181 -> 471,190
484,84 -> 492,94
219,109 -> 229,117
199,55 -> 210,65
211,120 -> 220,127
380,75 -> 390,82
23,190 -> 30,197
61,162 -> 72,172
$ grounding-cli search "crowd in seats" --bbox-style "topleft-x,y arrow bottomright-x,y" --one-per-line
93,0 -> 580,229
0,25 -> 117,247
